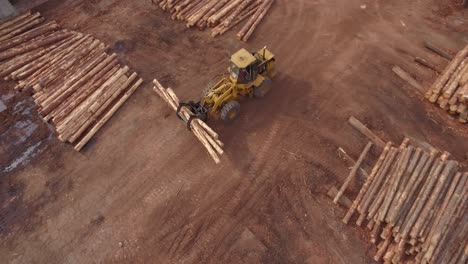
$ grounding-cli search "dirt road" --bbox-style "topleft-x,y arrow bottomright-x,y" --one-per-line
1,0 -> 467,263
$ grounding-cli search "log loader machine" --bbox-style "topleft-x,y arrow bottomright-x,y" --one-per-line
177,47 -> 276,125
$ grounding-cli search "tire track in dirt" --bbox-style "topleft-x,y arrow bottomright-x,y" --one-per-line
148,118 -> 289,263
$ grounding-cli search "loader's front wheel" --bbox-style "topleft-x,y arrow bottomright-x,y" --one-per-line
254,77 -> 272,98
220,101 -> 240,122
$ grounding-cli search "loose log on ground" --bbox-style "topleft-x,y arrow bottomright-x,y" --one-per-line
424,41 -> 454,60
348,116 -> 386,149
337,147 -> 369,178
327,186 -> 352,208
334,142 -> 373,204
414,57 -> 442,73
392,66 -> 423,93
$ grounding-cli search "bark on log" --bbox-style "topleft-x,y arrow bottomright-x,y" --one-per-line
241,0 -> 274,42
212,2 -> 260,37
74,78 -> 143,151
0,12 -> 41,38
186,0 -> 217,27
50,54 -> 118,123
0,22 -> 59,52
420,172 -> 462,253
422,176 -> 466,262
56,66 -> 129,138
9,32 -> 79,81
0,11 -> 32,32
46,61 -> 119,122
398,154 -> 448,248
70,73 -> 139,143
0,17 -> 45,43
342,142 -> 392,224
0,31 -> 73,63
223,0 -> 253,27
39,52 -> 107,115
356,148 -> 398,226
426,44 -> 468,101
409,160 -> 457,240
237,0 -> 267,39
208,0 -> 243,24
17,34 -> 89,89
378,146 -> 413,222
386,150 -> 428,225
443,60 -> 468,99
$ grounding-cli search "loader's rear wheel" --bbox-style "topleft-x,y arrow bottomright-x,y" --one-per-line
220,101 -> 240,122
254,77 -> 272,98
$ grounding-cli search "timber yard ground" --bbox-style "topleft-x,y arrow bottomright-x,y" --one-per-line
1,0 -> 467,263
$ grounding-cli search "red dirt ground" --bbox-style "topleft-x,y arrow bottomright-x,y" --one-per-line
0,0 -> 467,263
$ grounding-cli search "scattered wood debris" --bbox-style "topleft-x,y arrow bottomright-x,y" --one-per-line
0,12 -> 143,151
337,136 -> 467,263
152,0 -> 275,42
425,44 -> 468,123
153,79 -> 224,164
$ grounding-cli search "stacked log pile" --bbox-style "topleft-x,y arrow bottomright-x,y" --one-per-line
153,79 -> 224,164
152,0 -> 275,42
338,138 -> 467,263
425,44 -> 468,123
0,12 -> 143,151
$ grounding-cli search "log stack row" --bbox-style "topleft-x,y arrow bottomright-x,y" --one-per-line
341,139 -> 467,263
425,44 -> 468,123
0,12 -> 143,151
152,0 -> 275,42
153,79 -> 224,164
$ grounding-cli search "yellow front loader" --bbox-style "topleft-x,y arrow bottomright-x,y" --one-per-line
176,47 -> 276,124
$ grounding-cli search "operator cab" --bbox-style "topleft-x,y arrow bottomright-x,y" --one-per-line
230,48 -> 259,84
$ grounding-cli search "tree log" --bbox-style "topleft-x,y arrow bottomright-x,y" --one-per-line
74,78 -> 143,151
392,66 -> 423,93
342,142 -> 392,224
50,54 -> 118,123
0,21 -> 59,52
348,116 -> 386,149
414,57 -> 442,73
334,142 -> 372,204
0,11 -> 32,32
69,73 -> 139,143
426,44 -> 468,101
424,41 -> 454,60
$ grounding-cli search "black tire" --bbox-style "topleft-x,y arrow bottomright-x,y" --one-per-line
220,101 -> 240,122
253,77 -> 272,98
